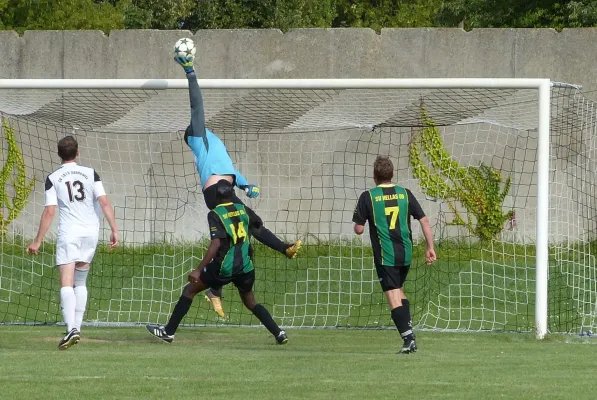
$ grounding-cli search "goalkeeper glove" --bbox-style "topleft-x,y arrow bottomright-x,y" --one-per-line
174,54 -> 195,74
242,184 -> 260,199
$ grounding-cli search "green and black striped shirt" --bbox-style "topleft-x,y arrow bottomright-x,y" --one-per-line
208,202 -> 261,277
352,184 -> 425,267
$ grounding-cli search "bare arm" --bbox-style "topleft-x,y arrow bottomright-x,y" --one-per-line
198,238 -> 220,270
189,238 -> 220,283
352,192 -> 369,236
354,224 -> 365,235
418,216 -> 436,264
27,206 -> 55,254
98,195 -> 119,248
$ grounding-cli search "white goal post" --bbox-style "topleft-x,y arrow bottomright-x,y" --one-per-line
0,78 -> 553,339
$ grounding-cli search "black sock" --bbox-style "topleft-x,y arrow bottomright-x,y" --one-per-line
252,226 -> 288,254
164,295 -> 193,335
251,304 -> 282,337
402,299 -> 413,337
391,306 -> 414,342
209,287 -> 223,298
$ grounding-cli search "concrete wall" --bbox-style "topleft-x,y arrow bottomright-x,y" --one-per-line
1,29 -> 597,88
1,29 -> 596,244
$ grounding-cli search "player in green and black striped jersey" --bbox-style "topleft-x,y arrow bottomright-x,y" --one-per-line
353,156 -> 436,354
146,180 -> 288,345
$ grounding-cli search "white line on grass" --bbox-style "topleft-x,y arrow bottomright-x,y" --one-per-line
142,376 -> 185,381
2,376 -> 106,381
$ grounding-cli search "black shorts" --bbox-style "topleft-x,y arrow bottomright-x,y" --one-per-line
203,181 -> 244,210
375,264 -> 410,292
202,183 -> 263,236
199,262 -> 255,293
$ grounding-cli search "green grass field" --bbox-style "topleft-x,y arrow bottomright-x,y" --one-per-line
0,239 -> 593,333
1,326 -> 596,400
2,239 -> 596,398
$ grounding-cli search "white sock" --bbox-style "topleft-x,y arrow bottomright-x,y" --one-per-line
74,286 -> 88,331
60,287 -> 76,332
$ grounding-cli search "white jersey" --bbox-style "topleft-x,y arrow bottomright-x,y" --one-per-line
45,163 -> 106,239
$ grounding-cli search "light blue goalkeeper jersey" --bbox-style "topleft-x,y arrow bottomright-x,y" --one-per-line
185,72 -> 249,190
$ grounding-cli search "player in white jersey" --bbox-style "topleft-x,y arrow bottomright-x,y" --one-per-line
27,136 -> 119,350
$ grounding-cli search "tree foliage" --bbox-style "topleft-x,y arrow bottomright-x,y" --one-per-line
333,0 -> 440,30
435,0 -> 597,30
2,0 -> 597,32
182,0 -> 337,31
124,0 -> 194,29
1,0 -> 126,32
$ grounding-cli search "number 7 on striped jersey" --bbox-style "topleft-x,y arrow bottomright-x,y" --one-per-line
385,206 -> 399,230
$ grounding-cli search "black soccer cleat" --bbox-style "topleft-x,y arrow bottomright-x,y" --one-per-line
58,328 -> 80,350
146,324 -> 174,343
276,330 -> 289,345
398,339 -> 417,354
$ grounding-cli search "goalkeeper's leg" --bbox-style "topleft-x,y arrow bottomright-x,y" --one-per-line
203,185 -> 301,259
230,193 -> 301,259
251,224 -> 301,259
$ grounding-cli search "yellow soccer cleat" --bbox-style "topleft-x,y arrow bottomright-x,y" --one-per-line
205,290 -> 226,319
285,240 -> 302,259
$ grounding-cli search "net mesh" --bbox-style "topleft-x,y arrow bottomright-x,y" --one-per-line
0,83 -> 596,333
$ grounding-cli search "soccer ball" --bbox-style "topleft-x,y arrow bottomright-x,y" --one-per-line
173,38 -> 196,63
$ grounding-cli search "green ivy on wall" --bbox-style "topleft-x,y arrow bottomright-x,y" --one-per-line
0,117 -> 35,236
409,106 -> 515,241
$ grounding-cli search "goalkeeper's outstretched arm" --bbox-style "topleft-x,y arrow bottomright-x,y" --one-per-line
175,53 -> 259,198
234,168 -> 249,189
186,71 -> 258,197
187,71 -> 208,148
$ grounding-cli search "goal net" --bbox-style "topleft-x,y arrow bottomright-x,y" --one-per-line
0,79 -> 595,336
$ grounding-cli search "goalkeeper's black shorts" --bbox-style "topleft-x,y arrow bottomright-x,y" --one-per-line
202,183 -> 264,231
199,262 -> 255,293
203,182 -> 244,210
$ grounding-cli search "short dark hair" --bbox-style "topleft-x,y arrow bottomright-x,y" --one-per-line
373,156 -> 394,182
215,180 -> 234,203
57,136 -> 78,161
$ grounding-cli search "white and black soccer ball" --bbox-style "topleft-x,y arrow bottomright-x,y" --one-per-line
173,38 -> 196,62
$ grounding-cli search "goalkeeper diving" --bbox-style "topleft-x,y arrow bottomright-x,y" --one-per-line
174,43 -> 301,318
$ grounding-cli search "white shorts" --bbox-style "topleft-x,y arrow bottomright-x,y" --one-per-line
56,236 -> 99,266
